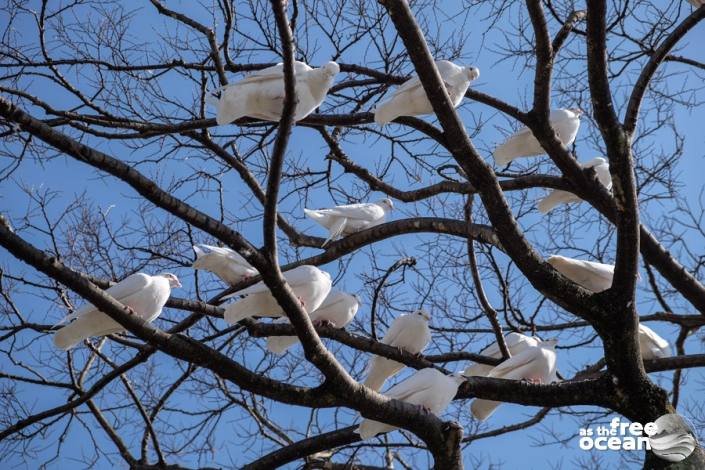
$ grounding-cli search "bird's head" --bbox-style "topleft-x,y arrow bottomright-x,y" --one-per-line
415,309 -> 431,321
568,108 -> 584,118
465,66 -> 480,81
162,273 -> 182,289
322,61 -> 340,77
379,198 -> 394,211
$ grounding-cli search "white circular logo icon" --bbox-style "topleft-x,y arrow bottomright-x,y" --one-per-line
648,414 -> 697,462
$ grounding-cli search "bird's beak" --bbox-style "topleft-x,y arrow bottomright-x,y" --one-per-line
175,279 -> 183,288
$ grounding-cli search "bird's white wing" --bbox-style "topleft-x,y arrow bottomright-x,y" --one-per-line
581,260 -> 614,284
504,124 -> 534,141
311,292 -> 345,319
222,266 -> 316,299
479,333 -> 529,358
194,244 -> 250,266
236,62 -> 312,86
639,324 -> 670,351
435,60 -> 462,76
380,316 -> 408,346
60,273 -> 151,323
222,279 -> 271,299
391,74 -> 422,97
549,109 -> 573,122
385,369 -> 438,401
323,217 -> 347,246
325,203 -> 384,221
487,347 -> 542,378
391,60 -> 459,97
281,266 -> 322,288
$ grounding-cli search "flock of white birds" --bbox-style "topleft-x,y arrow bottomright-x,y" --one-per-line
53,49 -> 679,439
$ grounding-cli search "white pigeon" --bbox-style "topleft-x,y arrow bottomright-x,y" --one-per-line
493,108 -> 582,166
471,340 -> 558,421
266,291 -> 360,354
363,310 -> 432,391
546,255 -> 614,293
53,273 -> 181,350
464,332 -> 542,378
209,61 -> 339,125
304,199 -> 394,247
374,60 -> 480,125
538,157 -> 612,214
357,368 -> 465,440
223,265 -> 332,324
191,244 -> 258,285
639,324 -> 671,360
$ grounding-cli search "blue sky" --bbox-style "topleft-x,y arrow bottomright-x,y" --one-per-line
2,1 -> 705,469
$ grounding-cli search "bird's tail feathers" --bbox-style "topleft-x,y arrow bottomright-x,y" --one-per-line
224,298 -> 255,324
362,358 -> 402,392
322,217 -> 347,247
206,88 -> 223,107
304,208 -> 325,221
492,145 -> 514,167
215,94 -> 248,125
191,246 -> 211,269
53,315 -> 121,351
470,399 -> 502,421
356,420 -> 395,440
537,191 -> 564,214
266,335 -> 299,355
373,103 -> 398,125
224,294 -> 281,324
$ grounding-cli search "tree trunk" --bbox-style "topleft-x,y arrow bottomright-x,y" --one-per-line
643,446 -> 705,469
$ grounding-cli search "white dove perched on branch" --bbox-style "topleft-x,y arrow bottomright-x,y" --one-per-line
537,157 -> 612,214
53,273 -> 181,350
639,324 -> 672,360
266,291 -> 360,355
464,332 -> 542,378
208,61 -> 339,125
304,199 -> 394,247
223,265 -> 332,324
546,255 -> 614,293
493,108 -> 582,166
363,310 -> 432,391
374,60 -> 480,125
470,340 -> 558,421
191,244 -> 257,285
357,368 -> 466,440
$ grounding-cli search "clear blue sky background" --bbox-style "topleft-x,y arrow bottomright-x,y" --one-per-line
1,1 -> 705,469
